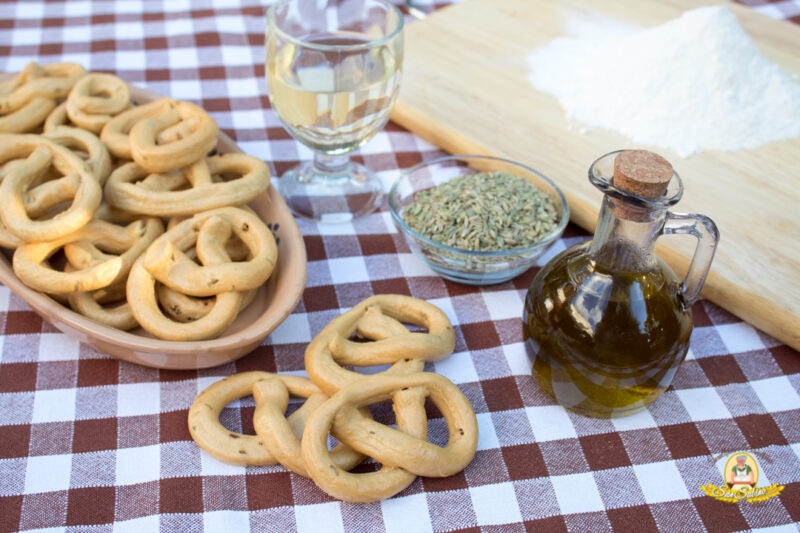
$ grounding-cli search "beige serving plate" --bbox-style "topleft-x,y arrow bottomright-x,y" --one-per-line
0,84 -> 307,369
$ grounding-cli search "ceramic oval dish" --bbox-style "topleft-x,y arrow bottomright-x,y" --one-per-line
0,82 -> 307,369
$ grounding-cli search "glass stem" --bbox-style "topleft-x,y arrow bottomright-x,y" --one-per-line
312,152 -> 351,177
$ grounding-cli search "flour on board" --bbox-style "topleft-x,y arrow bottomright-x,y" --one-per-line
527,6 -> 800,157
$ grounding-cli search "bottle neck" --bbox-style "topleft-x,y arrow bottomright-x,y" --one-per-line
588,196 -> 666,271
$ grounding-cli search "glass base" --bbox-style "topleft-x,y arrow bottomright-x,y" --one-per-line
278,159 -> 383,223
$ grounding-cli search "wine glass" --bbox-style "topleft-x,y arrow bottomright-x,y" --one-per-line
266,0 -> 404,223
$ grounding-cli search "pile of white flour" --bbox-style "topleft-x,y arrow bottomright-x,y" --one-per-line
527,6 -> 800,157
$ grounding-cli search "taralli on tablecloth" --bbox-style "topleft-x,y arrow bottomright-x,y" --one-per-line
187,295 -> 479,503
189,371 -> 363,467
302,372 -> 479,502
305,294 -> 456,395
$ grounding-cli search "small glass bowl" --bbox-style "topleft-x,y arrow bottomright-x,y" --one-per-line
388,155 -> 569,285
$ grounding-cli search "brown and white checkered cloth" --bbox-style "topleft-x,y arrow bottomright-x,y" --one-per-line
1,1 -> 799,531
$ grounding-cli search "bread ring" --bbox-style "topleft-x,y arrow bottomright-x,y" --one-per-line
43,102 -> 74,132
100,98 -> 174,159
13,215 -> 163,294
251,377 -> 365,477
154,242 -> 256,323
0,62 -> 86,115
301,373 -> 478,502
65,73 -> 131,133
157,283 -> 256,323
142,207 -> 277,297
43,126 -> 112,183
188,371 -> 357,467
128,99 -> 218,172
0,97 -> 57,133
65,261 -> 138,330
0,134 -> 101,242
105,154 -> 270,216
305,294 -> 456,396
127,212 -> 263,341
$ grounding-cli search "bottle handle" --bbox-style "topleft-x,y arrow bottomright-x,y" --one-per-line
661,212 -> 720,305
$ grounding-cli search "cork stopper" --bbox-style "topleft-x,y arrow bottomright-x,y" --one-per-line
613,150 -> 673,200
609,150 -> 673,222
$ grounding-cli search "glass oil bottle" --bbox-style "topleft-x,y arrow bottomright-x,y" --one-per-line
523,150 -> 719,417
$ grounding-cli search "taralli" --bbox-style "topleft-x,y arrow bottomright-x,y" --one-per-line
301,372 -> 479,502
251,377 -> 365,476
0,62 -> 86,114
127,212 -> 262,341
65,73 -> 130,133
0,134 -> 101,242
186,295 -> 479,502
129,99 -> 218,172
305,294 -> 456,396
157,282 -> 256,323
100,98 -> 174,159
66,264 -> 139,330
0,96 -> 56,134
43,102 -> 75,132
142,207 -> 277,297
0,63 -> 87,133
104,154 -> 271,216
43,126 -> 112,183
0,63 -> 280,341
188,371 -> 361,467
13,215 -> 163,294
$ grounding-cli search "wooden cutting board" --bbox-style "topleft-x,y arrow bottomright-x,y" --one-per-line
391,0 -> 800,351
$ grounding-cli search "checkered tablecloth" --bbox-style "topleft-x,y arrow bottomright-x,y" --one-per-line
1,1 -> 799,532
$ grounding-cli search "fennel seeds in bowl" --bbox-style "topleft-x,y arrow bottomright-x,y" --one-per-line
402,171 -> 560,253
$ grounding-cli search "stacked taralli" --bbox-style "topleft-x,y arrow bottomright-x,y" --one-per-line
0,62 -> 276,341
188,295 -> 480,503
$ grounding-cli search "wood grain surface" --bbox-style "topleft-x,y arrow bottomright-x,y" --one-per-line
392,0 -> 800,350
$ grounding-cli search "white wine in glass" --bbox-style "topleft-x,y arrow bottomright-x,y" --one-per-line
266,0 -> 404,223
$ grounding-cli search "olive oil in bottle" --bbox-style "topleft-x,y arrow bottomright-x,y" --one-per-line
523,150 -> 718,417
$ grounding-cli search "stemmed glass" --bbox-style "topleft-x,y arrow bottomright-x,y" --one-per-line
266,0 -> 404,223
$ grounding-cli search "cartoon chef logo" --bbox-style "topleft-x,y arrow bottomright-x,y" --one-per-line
725,452 -> 757,490
701,451 -> 783,503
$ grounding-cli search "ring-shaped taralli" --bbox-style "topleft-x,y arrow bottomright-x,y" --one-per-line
0,97 -> 57,133
142,206 -> 277,297
126,213 -> 256,341
65,73 -> 130,133
301,373 -> 478,503
156,282 -> 256,323
0,62 -> 87,115
189,372 -> 336,466
65,261 -> 138,330
129,100 -> 218,173
43,126 -> 112,183
12,215 -> 163,294
104,154 -> 271,216
0,134 -> 101,243
305,294 -> 456,396
100,98 -> 175,159
43,102 -> 75,132
251,377 -> 365,477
